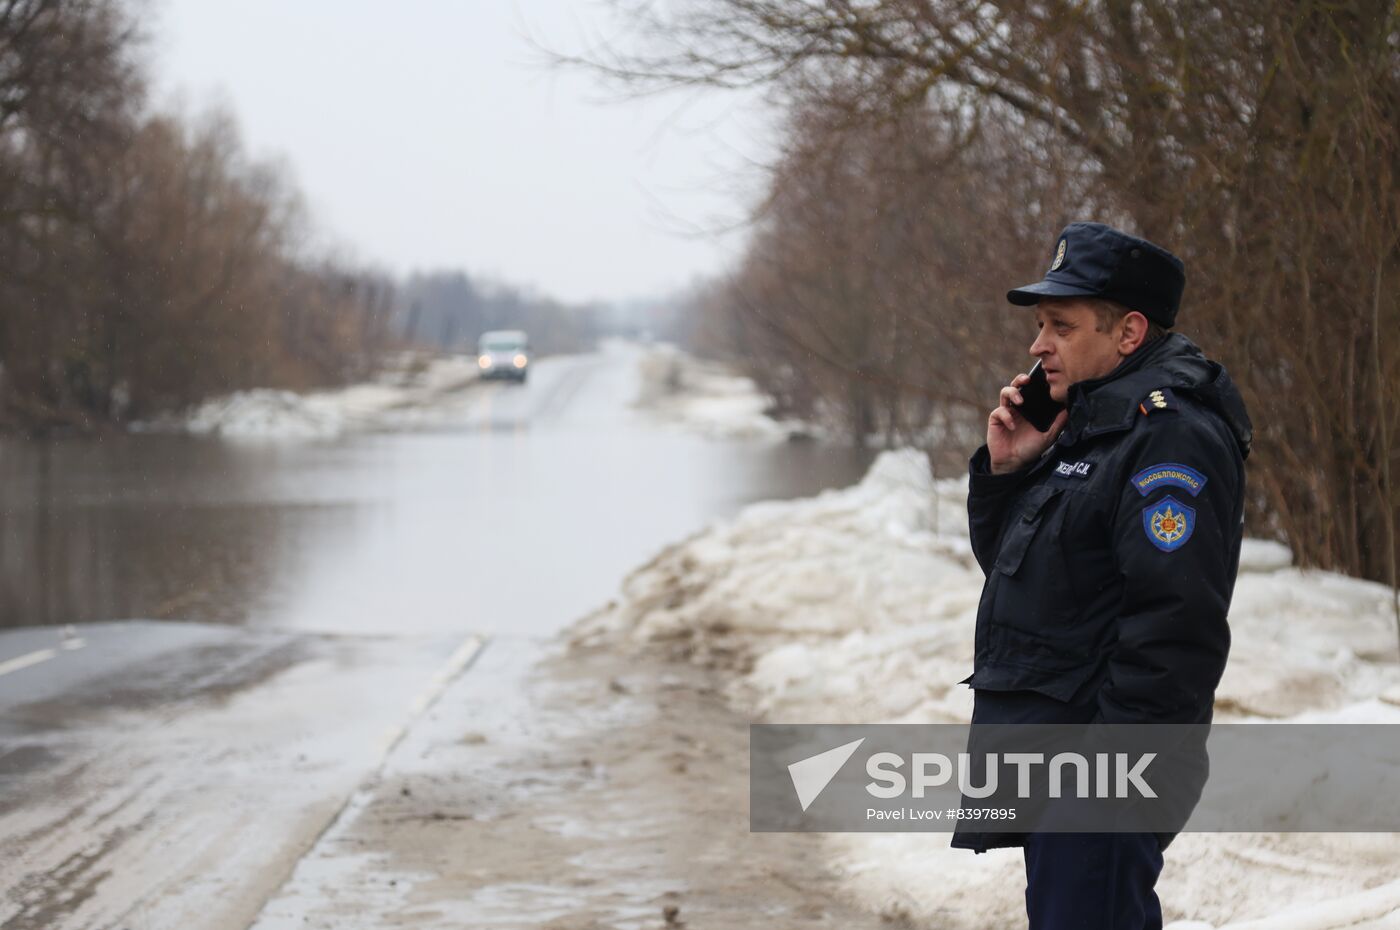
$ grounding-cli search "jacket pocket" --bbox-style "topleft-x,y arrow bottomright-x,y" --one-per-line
994,486 -> 1062,576
966,655 -> 1105,704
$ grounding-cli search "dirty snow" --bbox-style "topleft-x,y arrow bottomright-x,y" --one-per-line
570,447 -> 1400,929
631,344 -> 819,440
136,352 -> 483,440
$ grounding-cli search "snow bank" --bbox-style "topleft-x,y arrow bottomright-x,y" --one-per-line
570,447 -> 1400,929
139,353 -> 483,440
631,344 -> 817,440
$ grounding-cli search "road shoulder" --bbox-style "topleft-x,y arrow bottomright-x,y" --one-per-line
251,635 -> 899,929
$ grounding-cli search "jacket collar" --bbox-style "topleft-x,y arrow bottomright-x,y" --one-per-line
1055,333 -> 1196,448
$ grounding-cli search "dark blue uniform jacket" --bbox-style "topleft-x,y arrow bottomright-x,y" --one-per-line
951,332 -> 1253,854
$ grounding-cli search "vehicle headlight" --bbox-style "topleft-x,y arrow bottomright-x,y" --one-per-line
513,354 -> 527,368
478,355 -> 492,368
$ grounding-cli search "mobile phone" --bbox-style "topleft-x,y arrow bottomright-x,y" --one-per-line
1017,360 -> 1066,432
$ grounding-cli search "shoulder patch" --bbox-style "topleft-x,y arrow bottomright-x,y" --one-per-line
1142,495 -> 1195,551
1138,386 -> 1178,416
1130,462 -> 1208,497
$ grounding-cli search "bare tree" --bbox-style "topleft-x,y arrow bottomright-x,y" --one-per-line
0,1 -> 398,430
571,0 -> 1400,592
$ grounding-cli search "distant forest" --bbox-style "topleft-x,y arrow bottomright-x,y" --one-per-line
394,273 -> 601,358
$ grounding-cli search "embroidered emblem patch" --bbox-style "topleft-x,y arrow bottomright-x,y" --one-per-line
1054,460 -> 1094,478
1142,495 -> 1195,551
1050,238 -> 1067,271
1131,462 -> 1208,497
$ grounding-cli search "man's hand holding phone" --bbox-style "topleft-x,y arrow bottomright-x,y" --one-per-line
987,362 -> 1069,475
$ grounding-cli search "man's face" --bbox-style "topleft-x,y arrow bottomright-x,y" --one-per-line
1028,298 -> 1129,403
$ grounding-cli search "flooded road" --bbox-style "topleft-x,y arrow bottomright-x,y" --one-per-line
0,343 -> 882,929
0,343 -> 875,635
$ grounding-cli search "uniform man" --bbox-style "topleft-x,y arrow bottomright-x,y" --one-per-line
949,222 -> 1253,928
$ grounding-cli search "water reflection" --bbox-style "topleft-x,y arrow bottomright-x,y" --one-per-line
0,355 -> 877,636
0,437 -> 364,627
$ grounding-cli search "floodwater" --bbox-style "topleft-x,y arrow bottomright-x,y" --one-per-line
0,345 -> 876,636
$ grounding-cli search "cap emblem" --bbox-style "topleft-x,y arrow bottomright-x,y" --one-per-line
1050,238 -> 1067,271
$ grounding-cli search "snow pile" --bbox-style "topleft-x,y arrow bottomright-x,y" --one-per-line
632,344 -> 815,440
570,448 -> 1400,929
574,449 -> 980,721
182,386 -> 382,439
147,353 -> 483,440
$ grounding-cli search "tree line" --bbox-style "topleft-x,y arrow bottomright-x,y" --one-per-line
0,0 -> 404,431
396,272 -> 605,357
587,0 -> 1400,589
0,1 -> 606,435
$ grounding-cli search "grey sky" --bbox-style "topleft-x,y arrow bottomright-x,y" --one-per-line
149,0 -> 771,305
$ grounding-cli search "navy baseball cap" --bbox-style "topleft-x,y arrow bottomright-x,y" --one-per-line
1007,222 -> 1186,327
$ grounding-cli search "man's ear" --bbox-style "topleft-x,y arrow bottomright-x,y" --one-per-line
1118,310 -> 1151,355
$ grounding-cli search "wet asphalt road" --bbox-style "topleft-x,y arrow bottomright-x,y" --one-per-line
0,343 -> 875,929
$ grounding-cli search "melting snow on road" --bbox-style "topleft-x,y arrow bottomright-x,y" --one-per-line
571,448 -> 1400,929
136,352 -> 484,440
631,344 -> 816,440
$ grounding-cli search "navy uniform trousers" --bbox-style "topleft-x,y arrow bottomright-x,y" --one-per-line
1023,832 -> 1163,930
973,689 -> 1166,929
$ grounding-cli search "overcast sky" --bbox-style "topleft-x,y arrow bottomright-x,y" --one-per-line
148,0 -> 771,305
